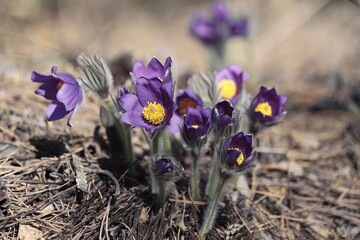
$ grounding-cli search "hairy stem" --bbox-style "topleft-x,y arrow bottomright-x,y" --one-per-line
200,177 -> 227,238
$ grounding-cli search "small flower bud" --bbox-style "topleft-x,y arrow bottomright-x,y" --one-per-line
212,100 -> 240,137
77,54 -> 113,99
152,156 -> 183,182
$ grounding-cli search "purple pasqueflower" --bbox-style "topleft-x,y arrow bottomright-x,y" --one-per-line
212,100 -> 240,137
182,107 -> 212,146
119,77 -> 176,133
220,132 -> 256,173
132,57 -> 172,82
152,156 -> 183,182
190,1 -> 248,45
250,86 -> 287,124
176,89 -> 203,116
31,66 -> 83,127
217,65 -> 248,104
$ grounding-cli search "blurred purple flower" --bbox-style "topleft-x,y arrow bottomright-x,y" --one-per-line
176,89 -> 203,116
250,86 -> 287,124
182,107 -> 212,146
119,77 -> 176,133
31,66 -> 83,127
190,1 -> 248,45
132,57 -> 172,82
221,132 -> 256,173
217,65 -> 248,104
212,100 -> 240,137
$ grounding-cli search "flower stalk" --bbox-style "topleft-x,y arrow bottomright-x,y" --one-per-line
200,174 -> 227,238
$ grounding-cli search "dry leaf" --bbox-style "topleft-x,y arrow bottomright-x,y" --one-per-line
18,224 -> 44,240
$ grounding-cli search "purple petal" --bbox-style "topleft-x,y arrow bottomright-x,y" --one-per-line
56,83 -> 82,111
46,101 -> 69,121
132,61 -> 147,79
35,82 -> 58,100
31,71 -> 58,84
119,93 -> 139,112
168,114 -> 181,134
136,77 -> 163,107
51,66 -> 78,85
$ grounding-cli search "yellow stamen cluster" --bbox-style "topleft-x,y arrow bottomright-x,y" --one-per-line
56,81 -> 64,90
142,102 -> 166,125
228,147 -> 245,165
255,102 -> 272,117
218,79 -> 236,100
191,125 -> 199,129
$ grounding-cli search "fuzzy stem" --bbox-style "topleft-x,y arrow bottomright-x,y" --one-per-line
200,177 -> 227,238
191,149 -> 200,217
157,182 -> 167,207
149,135 -> 160,194
162,129 -> 171,155
205,145 -> 220,199
103,100 -> 136,175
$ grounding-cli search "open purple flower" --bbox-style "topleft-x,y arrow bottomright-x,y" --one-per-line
217,65 -> 248,104
212,100 -> 240,137
132,57 -> 172,82
176,89 -> 203,116
119,77 -> 176,134
190,1 -> 248,45
250,86 -> 287,125
182,107 -> 212,146
31,66 -> 83,127
220,132 -> 256,173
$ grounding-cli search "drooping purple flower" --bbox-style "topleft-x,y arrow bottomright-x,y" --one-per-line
182,107 -> 212,146
176,89 -> 203,116
217,65 -> 248,104
220,132 -> 256,173
212,100 -> 240,137
119,77 -> 176,134
250,86 -> 287,125
132,57 -> 172,82
190,1 -> 248,45
31,66 -> 83,127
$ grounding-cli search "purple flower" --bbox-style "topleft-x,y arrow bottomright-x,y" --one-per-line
220,132 -> 256,173
31,66 -> 83,127
212,100 -> 240,137
182,107 -> 212,146
190,1 -> 248,45
132,57 -> 172,82
176,89 -> 203,116
250,86 -> 287,124
153,156 -> 183,182
119,77 -> 176,133
217,65 -> 248,104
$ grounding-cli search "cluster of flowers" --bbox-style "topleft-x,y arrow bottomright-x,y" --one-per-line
30,1 -> 286,237
31,56 -> 286,236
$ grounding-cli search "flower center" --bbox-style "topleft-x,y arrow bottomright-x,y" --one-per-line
228,147 -> 245,165
179,98 -> 198,115
56,81 -> 64,90
142,102 -> 166,125
255,102 -> 272,117
218,79 -> 236,100
191,125 -> 199,129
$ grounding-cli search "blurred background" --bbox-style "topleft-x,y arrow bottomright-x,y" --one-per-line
0,0 -> 359,118
1,1 -> 359,73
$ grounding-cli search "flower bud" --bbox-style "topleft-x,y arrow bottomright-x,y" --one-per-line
212,100 -> 240,137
